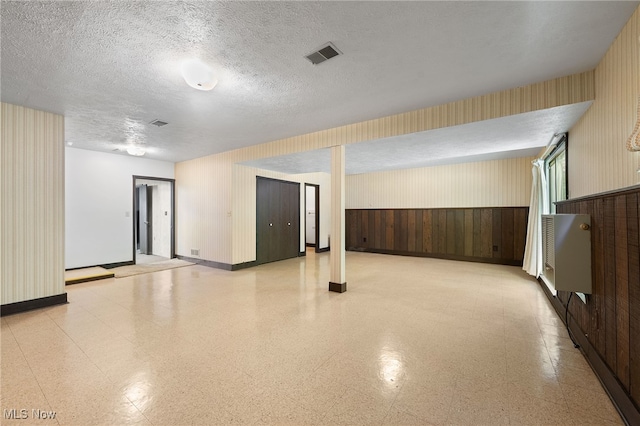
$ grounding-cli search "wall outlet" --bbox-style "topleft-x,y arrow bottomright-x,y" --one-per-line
191,249 -> 199,256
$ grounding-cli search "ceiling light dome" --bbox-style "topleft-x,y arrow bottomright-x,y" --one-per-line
127,145 -> 146,156
181,58 -> 217,91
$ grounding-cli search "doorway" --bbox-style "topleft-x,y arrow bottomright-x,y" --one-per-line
305,184 -> 320,252
133,176 -> 175,265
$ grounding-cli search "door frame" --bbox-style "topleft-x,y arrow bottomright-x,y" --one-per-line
304,183 -> 320,253
132,175 -> 176,264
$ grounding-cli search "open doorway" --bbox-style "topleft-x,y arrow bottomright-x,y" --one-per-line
305,183 -> 320,252
133,176 -> 175,265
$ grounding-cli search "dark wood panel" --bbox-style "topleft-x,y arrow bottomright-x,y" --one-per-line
407,210 -> 416,252
385,210 -> 394,250
593,198 -> 606,358
347,209 -> 358,249
438,210 -> 447,255
481,209 -> 493,258
627,193 -> 640,404
454,210 -> 464,256
555,186 -> 640,418
473,209 -> 482,257
398,210 -> 408,252
422,210 -> 432,253
415,210 -> 424,253
614,195 -> 630,390
603,197 -> 618,372
492,209 -> 502,258
464,209 -> 473,257
374,210 -> 382,249
501,208 -> 514,260
361,210 -> 369,249
345,207 -> 528,266
514,208 -> 527,261
446,210 -> 456,255
368,209 -> 376,250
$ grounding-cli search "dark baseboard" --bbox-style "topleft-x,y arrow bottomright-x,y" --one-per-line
1,293 -> 68,317
316,246 -> 330,253
99,261 -> 135,270
299,251 -> 306,257
65,274 -> 114,286
306,243 -> 315,247
329,282 -> 347,293
231,261 -> 258,271
537,279 -> 640,426
347,247 -> 522,267
177,255 -> 233,271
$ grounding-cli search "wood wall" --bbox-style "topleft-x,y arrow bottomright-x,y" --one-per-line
346,207 -> 528,266
556,185 -> 640,410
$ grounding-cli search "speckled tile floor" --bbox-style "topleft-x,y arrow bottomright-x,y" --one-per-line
1,251 -> 623,425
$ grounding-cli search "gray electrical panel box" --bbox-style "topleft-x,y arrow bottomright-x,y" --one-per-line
541,214 -> 592,294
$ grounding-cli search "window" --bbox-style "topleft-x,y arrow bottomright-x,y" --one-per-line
546,137 -> 567,213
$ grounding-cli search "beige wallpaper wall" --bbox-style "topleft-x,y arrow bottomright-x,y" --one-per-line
347,157 -> 534,209
569,6 -> 640,197
175,71 -> 594,266
1,103 -> 65,305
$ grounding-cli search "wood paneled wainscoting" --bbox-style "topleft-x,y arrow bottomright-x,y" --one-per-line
345,207 -> 528,266
555,185 -> 640,424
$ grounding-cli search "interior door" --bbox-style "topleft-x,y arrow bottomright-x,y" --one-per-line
256,178 -> 272,264
138,185 -> 152,254
256,177 -> 300,264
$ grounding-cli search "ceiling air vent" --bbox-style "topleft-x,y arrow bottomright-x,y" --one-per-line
305,42 -> 341,65
150,119 -> 168,127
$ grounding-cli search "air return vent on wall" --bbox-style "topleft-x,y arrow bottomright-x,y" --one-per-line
305,42 -> 341,65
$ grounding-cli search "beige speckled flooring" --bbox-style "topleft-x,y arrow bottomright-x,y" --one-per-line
1,250 -> 622,425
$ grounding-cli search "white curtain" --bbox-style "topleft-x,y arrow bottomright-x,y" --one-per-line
522,159 -> 549,277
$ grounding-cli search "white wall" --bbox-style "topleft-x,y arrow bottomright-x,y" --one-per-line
65,148 -> 174,269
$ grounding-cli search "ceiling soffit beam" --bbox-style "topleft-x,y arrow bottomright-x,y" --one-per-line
194,70 -> 595,165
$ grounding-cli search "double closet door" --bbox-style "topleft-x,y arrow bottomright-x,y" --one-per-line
256,177 -> 300,264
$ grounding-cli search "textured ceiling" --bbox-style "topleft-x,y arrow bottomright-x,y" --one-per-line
242,101 -> 592,175
1,1 -> 638,164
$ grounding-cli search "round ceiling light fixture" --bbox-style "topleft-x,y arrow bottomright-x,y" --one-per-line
127,145 -> 146,156
181,58 -> 217,91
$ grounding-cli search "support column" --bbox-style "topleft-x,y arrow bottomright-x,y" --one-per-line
329,145 -> 346,293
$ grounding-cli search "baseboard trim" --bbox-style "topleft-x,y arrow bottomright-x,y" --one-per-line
537,279 -> 640,426
329,282 -> 347,293
231,261 -> 258,271
1,293 -> 68,317
347,247 -> 522,266
99,261 -> 135,270
177,255 -> 233,271
316,246 -> 330,253
306,243 -> 315,247
66,274 -> 114,286
299,251 -> 306,257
